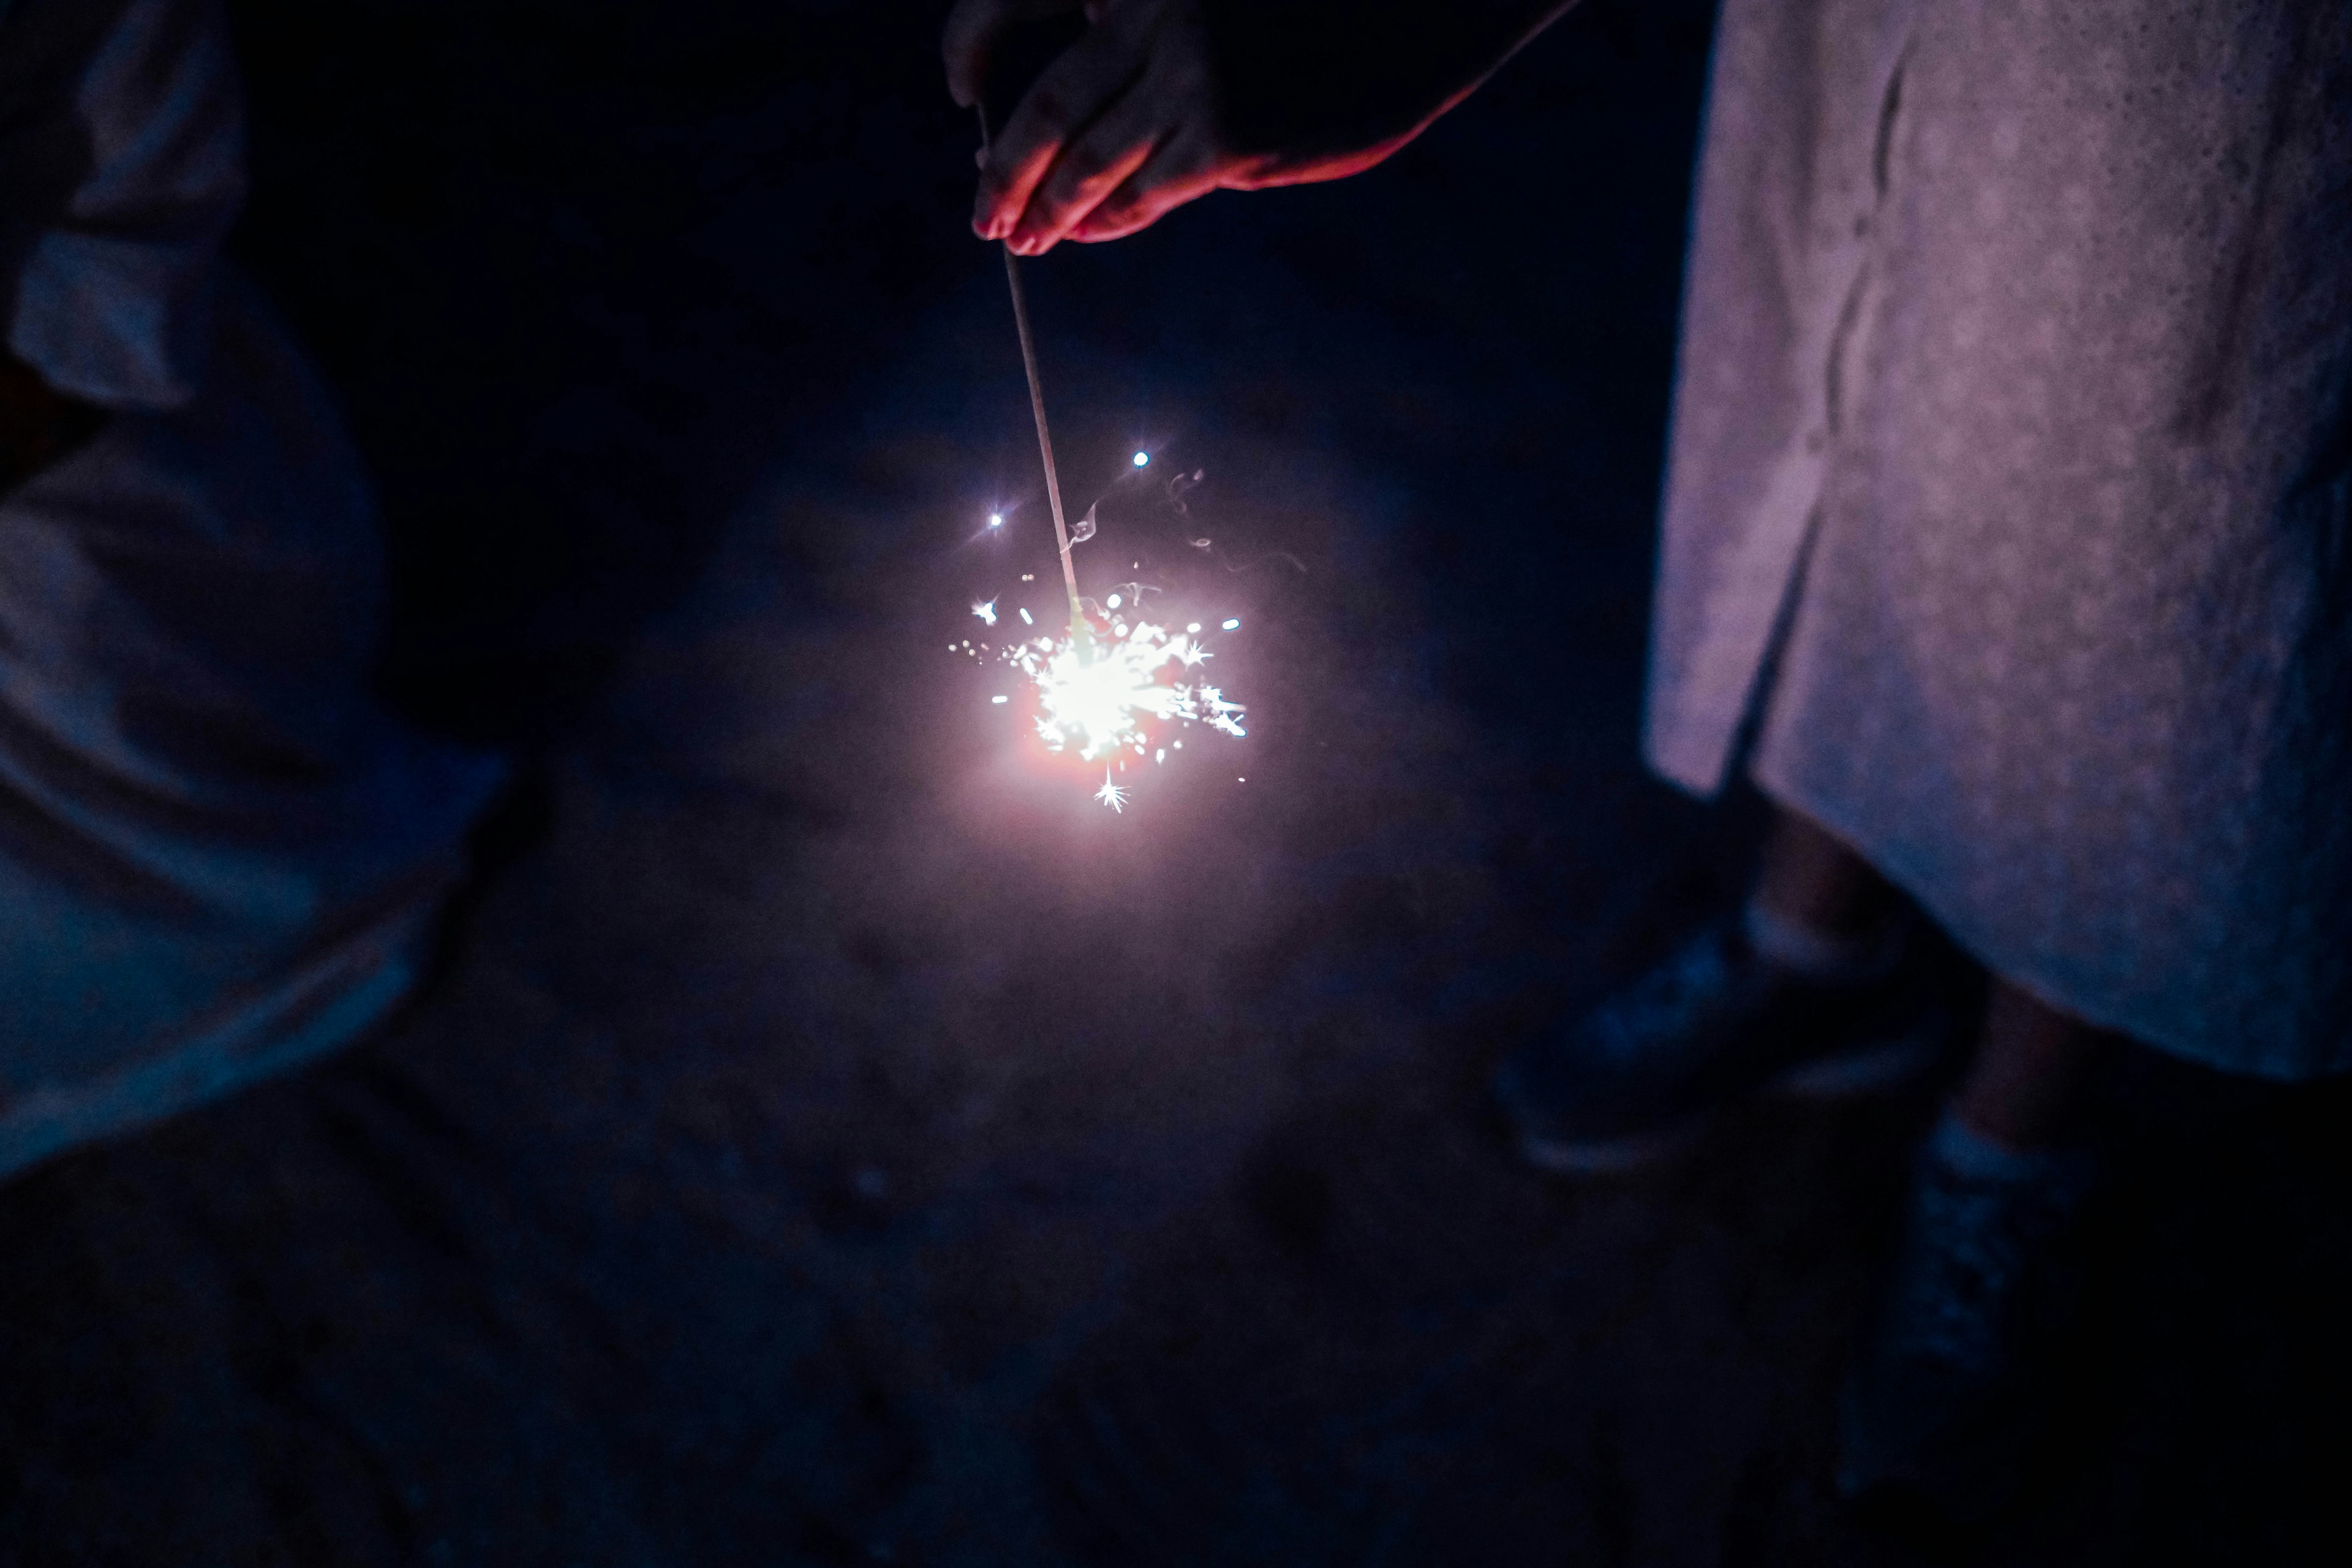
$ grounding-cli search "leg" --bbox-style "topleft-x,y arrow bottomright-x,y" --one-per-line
1838,976 -> 2114,1521
1494,802 -> 1942,1173
1752,807 -> 1900,941
1758,810 -> 2114,1140
1949,979 -> 2110,1151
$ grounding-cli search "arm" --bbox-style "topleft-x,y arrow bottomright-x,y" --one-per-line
945,0 -> 1576,254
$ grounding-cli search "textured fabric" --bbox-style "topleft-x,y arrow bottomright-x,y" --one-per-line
0,0 -> 503,1177
1647,0 -> 2352,1078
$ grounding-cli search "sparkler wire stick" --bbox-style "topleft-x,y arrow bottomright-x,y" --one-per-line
977,107 -> 1090,651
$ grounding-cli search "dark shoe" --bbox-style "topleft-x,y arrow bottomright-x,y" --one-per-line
1493,911 -> 1947,1174
1836,1115 -> 2097,1528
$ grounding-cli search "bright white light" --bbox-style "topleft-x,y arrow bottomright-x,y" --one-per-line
1221,618 -> 1241,630
1107,594 -> 1122,609
1186,623 -> 1201,633
988,513 -> 1003,527
1018,608 -> 1033,625
972,600 -> 998,626
1132,451 -> 1149,467
990,695 -> 1009,704
1095,769 -> 1128,813
1011,623 -> 1246,762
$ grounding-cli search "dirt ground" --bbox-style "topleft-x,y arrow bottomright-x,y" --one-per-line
2,4 -> 2345,1563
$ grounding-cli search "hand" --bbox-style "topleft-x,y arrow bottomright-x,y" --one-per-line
946,0 -> 1425,255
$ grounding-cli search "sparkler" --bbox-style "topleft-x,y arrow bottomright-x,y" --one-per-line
1009,620 -> 1245,761
979,107 -> 1088,655
970,108 -> 1247,806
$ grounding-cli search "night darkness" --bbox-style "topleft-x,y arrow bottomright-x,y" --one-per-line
1,1 -> 2346,1563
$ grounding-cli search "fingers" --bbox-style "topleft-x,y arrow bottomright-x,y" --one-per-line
973,0 -> 1160,241
1065,123 -> 1229,244
1005,92 -> 1165,252
941,0 -> 1087,109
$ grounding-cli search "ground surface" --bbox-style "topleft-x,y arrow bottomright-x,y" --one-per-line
2,3 -> 2346,1563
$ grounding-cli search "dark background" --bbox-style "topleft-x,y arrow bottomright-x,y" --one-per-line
1,2 -> 2345,1562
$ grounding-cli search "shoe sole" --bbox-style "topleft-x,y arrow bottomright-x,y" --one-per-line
1512,1015 -> 1948,1177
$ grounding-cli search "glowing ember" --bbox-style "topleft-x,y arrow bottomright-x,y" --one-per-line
1008,620 -> 1246,767
972,599 -> 998,626
956,601 -> 1247,808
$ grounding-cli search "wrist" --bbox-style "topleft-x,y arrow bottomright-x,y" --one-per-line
1204,0 -> 1571,163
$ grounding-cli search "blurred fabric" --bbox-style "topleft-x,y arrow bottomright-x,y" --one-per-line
0,0 -> 502,1178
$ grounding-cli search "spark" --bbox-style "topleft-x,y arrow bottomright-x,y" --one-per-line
956,500 -> 1248,807
989,513 -> 1003,527
1132,451 -> 1150,467
1009,621 -> 1245,763
1222,618 -> 1241,630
